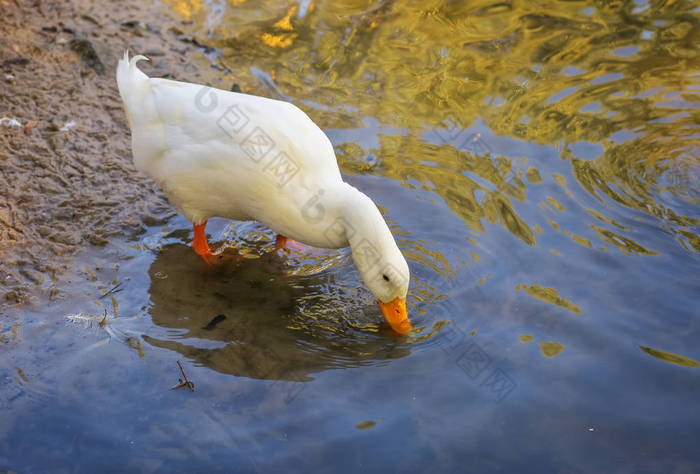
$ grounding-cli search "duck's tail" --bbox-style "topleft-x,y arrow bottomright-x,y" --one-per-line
116,51 -> 167,174
116,51 -> 150,129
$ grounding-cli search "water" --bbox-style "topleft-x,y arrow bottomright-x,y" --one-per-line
2,1 -> 699,472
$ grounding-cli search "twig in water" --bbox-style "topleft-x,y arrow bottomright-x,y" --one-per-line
99,281 -> 124,299
172,360 -> 195,391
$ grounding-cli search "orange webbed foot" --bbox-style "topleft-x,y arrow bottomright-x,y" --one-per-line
192,221 -> 240,265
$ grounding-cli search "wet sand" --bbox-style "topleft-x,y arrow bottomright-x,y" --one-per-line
0,0 -> 230,305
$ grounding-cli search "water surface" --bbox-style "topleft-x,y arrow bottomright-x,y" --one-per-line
2,1 -> 699,472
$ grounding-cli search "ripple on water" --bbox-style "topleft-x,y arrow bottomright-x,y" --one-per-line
134,220 -> 458,380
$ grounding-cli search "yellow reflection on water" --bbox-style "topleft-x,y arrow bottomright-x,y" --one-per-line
516,284 -> 581,316
539,341 -> 565,358
160,0 -> 202,21
273,4 -> 297,31
589,224 -> 659,255
160,0 -> 699,256
356,420 -> 377,430
640,346 -> 699,368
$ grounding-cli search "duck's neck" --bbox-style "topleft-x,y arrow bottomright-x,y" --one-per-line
332,183 -> 407,299
336,183 -> 388,249
292,182 -> 384,249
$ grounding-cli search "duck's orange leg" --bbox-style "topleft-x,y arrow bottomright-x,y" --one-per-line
275,234 -> 291,250
192,221 -> 217,263
276,234 -> 311,252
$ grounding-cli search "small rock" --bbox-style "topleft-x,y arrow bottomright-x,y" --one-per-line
88,234 -> 109,246
20,269 -> 44,285
145,49 -> 165,57
121,20 -> 143,28
80,14 -> 101,26
2,57 -> 30,67
69,38 -> 105,74
120,20 -> 147,37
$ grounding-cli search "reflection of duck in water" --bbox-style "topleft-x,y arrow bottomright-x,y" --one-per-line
117,52 -> 411,333
142,243 -> 412,380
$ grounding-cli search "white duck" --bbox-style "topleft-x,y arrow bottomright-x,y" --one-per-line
116,52 -> 411,333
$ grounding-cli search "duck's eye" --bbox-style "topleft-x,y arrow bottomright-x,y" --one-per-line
382,274 -> 390,282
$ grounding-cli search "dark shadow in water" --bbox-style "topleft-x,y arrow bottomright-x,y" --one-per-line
142,243 -> 412,381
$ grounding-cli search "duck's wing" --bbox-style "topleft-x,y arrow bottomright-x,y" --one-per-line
146,77 -> 342,183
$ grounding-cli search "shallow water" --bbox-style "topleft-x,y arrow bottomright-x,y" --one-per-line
2,1 -> 699,472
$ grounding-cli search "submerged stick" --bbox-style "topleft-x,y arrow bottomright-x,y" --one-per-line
99,281 -> 124,299
172,360 -> 195,391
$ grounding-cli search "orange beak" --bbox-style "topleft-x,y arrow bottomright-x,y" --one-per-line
379,297 -> 411,334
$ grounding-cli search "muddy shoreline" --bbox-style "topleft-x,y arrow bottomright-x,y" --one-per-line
0,0 -> 228,306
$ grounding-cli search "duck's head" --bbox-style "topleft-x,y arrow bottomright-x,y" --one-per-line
340,185 -> 411,334
361,242 -> 411,335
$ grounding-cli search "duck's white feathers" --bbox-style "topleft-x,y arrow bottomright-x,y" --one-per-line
116,52 -> 343,245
